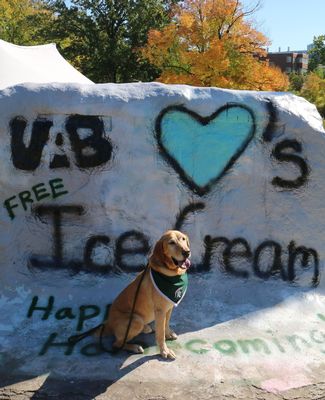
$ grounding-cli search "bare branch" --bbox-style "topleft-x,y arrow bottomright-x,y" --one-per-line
226,1 -> 261,34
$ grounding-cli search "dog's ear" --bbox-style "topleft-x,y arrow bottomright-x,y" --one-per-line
150,238 -> 166,266
185,234 -> 190,249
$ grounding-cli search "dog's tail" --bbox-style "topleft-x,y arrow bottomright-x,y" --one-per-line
68,323 -> 104,345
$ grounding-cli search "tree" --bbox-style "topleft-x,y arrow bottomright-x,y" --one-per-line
0,0 -> 51,44
141,0 -> 288,90
300,73 -> 325,118
308,35 -> 325,72
41,0 -> 179,83
289,72 -> 306,93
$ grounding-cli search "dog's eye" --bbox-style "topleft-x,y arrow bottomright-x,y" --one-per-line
182,237 -> 185,240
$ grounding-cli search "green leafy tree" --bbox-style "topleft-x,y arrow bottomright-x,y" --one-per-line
0,0 -> 51,44
308,35 -> 325,72
288,72 -> 306,93
300,73 -> 325,118
42,0 -> 178,83
314,66 -> 325,79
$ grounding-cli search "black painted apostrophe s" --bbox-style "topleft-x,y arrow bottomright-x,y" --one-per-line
272,139 -> 309,189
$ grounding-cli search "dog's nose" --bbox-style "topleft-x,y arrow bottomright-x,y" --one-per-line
182,250 -> 190,258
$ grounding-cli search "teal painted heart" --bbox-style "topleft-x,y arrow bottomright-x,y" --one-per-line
156,104 -> 255,196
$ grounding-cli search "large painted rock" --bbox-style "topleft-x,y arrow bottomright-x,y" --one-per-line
0,83 -> 324,393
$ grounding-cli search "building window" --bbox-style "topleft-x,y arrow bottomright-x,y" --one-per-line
286,56 -> 292,63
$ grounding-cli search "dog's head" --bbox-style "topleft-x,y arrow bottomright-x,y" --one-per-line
150,230 -> 191,274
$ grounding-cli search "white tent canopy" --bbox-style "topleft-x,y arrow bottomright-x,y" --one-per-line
0,39 -> 93,90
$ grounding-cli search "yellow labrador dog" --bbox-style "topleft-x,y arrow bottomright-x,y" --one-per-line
70,230 -> 191,360
101,230 -> 190,359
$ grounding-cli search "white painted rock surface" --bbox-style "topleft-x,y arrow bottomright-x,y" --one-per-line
0,82 -> 325,395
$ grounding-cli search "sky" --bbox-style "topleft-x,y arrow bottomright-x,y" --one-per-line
242,0 -> 325,52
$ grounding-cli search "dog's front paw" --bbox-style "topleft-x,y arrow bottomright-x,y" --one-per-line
135,345 -> 144,354
165,330 -> 178,341
125,344 -> 144,354
160,346 -> 176,360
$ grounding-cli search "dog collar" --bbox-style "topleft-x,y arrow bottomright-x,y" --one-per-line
150,268 -> 188,307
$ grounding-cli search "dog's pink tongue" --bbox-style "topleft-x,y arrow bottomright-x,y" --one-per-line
182,258 -> 191,269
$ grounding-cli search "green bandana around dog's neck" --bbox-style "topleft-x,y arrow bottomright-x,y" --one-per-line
150,268 -> 188,306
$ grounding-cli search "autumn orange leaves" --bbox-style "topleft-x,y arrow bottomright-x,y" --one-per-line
141,0 -> 289,91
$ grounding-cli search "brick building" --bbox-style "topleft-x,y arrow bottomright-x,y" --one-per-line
267,50 -> 309,74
